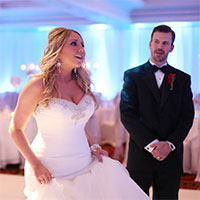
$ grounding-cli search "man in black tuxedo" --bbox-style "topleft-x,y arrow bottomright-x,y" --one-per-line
120,25 -> 194,199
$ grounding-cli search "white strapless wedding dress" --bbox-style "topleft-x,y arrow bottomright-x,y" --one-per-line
24,94 -> 149,200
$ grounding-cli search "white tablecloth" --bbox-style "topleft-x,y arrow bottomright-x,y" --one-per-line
183,110 -> 200,181
0,113 -> 20,168
85,113 -> 101,144
0,112 -> 37,169
89,102 -> 129,163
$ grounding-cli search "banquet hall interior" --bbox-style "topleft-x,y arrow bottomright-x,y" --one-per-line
0,0 -> 200,199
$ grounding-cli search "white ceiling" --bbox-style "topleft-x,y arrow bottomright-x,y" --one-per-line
0,0 -> 199,27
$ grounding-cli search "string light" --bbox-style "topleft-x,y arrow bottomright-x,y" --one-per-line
20,63 -> 40,75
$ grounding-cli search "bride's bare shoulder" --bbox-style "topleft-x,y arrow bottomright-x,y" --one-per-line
20,76 -> 44,100
25,76 -> 43,91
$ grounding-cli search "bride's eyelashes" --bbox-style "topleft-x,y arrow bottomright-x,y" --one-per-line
70,41 -> 84,48
71,41 -> 77,46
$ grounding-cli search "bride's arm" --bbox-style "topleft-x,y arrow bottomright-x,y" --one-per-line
85,128 -> 108,162
9,77 -> 53,184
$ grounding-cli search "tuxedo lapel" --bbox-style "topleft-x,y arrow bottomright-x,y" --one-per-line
160,65 -> 176,108
160,75 -> 171,108
143,63 -> 160,103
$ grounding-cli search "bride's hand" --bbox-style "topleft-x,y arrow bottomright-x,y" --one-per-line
91,147 -> 108,162
32,162 -> 54,184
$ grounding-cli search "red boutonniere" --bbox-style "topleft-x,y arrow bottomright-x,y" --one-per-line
167,73 -> 176,91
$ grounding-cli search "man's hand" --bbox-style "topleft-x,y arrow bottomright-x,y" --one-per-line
150,141 -> 171,161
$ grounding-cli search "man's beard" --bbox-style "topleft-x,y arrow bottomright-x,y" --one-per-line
152,52 -> 168,63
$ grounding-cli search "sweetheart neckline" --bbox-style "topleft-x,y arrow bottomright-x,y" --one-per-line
51,94 -> 89,106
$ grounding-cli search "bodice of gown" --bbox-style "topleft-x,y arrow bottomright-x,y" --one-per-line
30,94 -> 95,178
25,95 -> 150,200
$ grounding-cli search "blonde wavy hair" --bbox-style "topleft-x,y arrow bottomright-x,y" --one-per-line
37,27 -> 97,107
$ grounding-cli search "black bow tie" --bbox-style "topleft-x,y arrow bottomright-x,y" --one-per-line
151,65 -> 168,73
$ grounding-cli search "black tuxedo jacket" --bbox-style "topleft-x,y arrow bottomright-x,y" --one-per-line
120,61 -> 194,172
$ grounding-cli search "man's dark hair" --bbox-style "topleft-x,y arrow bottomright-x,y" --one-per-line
151,25 -> 175,45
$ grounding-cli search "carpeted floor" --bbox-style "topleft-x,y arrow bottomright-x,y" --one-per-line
0,164 -> 24,175
180,174 -> 200,190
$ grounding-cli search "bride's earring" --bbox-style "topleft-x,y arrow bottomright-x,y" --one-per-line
57,59 -> 62,73
73,68 -> 78,79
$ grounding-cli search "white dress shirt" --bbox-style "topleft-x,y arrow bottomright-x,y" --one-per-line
149,60 -> 167,88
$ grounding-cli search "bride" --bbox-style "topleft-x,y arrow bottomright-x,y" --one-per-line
9,27 -> 150,200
